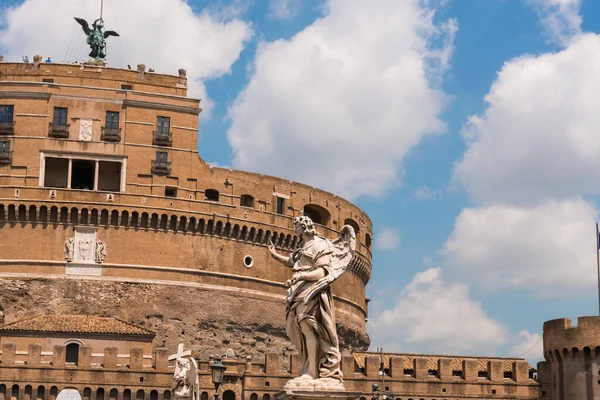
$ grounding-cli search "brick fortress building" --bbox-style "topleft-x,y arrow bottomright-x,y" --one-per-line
0,59 -> 556,400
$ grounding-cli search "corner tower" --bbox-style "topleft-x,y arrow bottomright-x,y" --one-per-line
539,316 -> 600,400
0,61 -> 372,359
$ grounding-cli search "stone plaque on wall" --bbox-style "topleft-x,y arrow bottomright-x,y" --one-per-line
79,118 -> 93,141
65,226 -> 102,276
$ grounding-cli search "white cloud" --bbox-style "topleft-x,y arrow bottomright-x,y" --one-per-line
454,34 -> 600,205
268,0 -> 302,20
370,267 -> 508,354
526,0 -> 581,46
414,185 -> 441,200
509,330 -> 543,366
0,0 -> 252,110
443,198 -> 598,297
227,0 -> 456,199
375,227 -> 400,251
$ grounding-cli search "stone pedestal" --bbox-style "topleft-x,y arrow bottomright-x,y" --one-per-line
275,391 -> 360,400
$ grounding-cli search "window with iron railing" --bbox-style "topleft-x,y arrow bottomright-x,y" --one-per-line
153,116 -> 172,146
102,111 -> 121,142
49,107 -> 69,138
0,141 -> 11,164
0,105 -> 15,135
151,151 -> 171,175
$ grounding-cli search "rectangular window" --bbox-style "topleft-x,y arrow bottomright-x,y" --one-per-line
53,107 -> 68,126
0,105 -> 14,123
165,187 -> 177,198
0,141 -> 10,153
105,111 -> 119,130
42,78 -> 54,83
478,371 -> 488,378
156,151 -> 168,163
121,84 -> 133,90
156,116 -> 170,135
276,197 -> 285,214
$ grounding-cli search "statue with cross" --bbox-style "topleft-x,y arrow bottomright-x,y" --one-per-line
170,344 -> 199,400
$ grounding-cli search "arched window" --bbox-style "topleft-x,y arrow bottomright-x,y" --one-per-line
37,386 -> 45,400
303,204 -> 331,226
205,189 -> 219,202
24,385 -> 32,400
150,391 -> 158,400
65,343 -> 80,364
109,389 -> 118,400
11,385 -> 18,400
136,390 -> 144,400
123,390 -> 131,400
50,387 -> 58,400
200,393 -> 208,400
0,384 -> 6,400
262,395 -> 270,400
222,391 -> 235,400
344,218 -> 359,234
250,394 -> 257,400
163,392 -> 171,400
96,388 -> 104,400
83,388 -> 92,400
240,194 -> 254,208
365,233 -> 372,249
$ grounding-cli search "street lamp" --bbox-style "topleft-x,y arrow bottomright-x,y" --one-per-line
210,357 -> 227,400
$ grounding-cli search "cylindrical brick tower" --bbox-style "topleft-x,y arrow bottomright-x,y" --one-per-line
0,62 -> 372,360
540,316 -> 600,400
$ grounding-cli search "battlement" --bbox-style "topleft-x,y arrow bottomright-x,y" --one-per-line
543,316 -> 600,359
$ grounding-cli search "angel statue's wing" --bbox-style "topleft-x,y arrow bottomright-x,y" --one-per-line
74,18 -> 92,35
189,358 -> 199,400
104,30 -> 120,38
303,225 -> 356,304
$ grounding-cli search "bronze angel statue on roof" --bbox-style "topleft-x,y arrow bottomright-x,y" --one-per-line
74,17 -> 119,61
268,216 -> 356,392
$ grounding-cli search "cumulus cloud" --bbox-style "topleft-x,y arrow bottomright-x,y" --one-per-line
268,0 -> 302,20
375,227 -> 400,251
454,34 -> 600,206
526,0 -> 581,46
443,199 -> 598,297
370,268 -> 508,354
509,330 -> 543,366
0,0 -> 252,108
227,0 -> 455,199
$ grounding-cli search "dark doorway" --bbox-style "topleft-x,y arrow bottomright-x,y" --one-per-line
71,160 -> 95,190
222,391 -> 235,400
65,343 -> 79,364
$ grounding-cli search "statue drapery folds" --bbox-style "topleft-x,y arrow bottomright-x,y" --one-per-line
269,216 -> 356,391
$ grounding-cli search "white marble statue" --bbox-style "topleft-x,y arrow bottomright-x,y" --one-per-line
64,237 -> 75,262
172,356 -> 199,400
95,240 -> 106,263
268,216 -> 356,391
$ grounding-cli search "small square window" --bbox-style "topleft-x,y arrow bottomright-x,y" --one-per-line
165,187 -> 177,198
265,382 -> 270,387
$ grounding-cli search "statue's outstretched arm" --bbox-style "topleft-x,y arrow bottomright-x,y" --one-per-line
268,241 -> 293,267
291,266 -> 326,284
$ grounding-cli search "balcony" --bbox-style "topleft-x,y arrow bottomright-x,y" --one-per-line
151,160 -> 171,176
152,130 -> 172,146
0,122 -> 15,136
48,123 -> 70,138
101,127 -> 121,142
0,150 -> 11,165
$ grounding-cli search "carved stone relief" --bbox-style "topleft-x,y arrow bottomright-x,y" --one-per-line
79,118 -> 93,141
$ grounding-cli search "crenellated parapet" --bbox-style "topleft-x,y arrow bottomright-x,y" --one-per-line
543,317 -> 600,361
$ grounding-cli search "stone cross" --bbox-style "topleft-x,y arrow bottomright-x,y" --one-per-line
168,343 -> 192,361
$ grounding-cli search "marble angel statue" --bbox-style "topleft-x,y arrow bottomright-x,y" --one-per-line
268,216 -> 356,391
172,356 -> 199,400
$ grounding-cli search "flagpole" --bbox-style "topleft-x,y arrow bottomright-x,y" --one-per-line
596,222 -> 600,315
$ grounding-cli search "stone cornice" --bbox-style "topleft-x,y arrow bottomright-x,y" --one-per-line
122,99 -> 201,115
0,91 -> 51,100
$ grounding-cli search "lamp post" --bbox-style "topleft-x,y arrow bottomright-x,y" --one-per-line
371,383 -> 394,400
210,357 -> 227,400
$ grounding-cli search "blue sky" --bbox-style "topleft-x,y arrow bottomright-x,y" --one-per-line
2,0 -> 600,364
